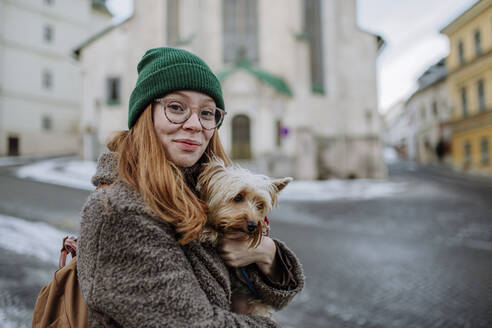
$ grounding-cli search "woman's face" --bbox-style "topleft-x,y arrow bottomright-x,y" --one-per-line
153,90 -> 215,167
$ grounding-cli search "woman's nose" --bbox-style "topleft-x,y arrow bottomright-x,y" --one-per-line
182,112 -> 202,131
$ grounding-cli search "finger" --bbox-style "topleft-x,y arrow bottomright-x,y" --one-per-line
217,239 -> 236,251
224,259 -> 240,268
217,246 -> 230,255
223,232 -> 248,240
220,254 -> 237,264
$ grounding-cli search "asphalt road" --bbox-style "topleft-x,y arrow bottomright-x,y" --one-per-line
0,165 -> 89,232
272,162 -> 492,327
0,161 -> 491,327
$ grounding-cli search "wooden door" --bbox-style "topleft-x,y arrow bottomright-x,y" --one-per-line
231,115 -> 251,159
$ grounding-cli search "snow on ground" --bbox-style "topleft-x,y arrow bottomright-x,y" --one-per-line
0,214 -> 70,265
0,215 -> 70,328
16,157 -> 96,191
280,179 -> 407,201
14,157 -> 407,200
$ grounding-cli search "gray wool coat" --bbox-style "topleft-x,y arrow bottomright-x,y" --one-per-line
77,153 -> 304,327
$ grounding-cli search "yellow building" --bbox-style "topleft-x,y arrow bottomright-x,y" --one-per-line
441,0 -> 492,175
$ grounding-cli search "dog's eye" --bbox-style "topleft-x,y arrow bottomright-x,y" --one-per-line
256,203 -> 264,211
233,193 -> 243,202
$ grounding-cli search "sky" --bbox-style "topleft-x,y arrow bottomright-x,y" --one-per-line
357,0 -> 477,112
106,0 -> 478,113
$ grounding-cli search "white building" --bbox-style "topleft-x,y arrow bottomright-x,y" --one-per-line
383,100 -> 410,158
0,0 -> 112,157
76,0 -> 386,179
404,59 -> 452,164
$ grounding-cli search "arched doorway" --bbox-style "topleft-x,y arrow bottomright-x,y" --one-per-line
231,114 -> 251,159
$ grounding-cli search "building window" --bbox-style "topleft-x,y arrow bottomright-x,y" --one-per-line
461,87 -> 468,117
167,0 -> 179,45
276,120 -> 282,147
42,115 -> 53,131
481,137 -> 490,165
365,109 -> 373,123
106,77 -> 121,105
304,0 -> 324,94
432,101 -> 438,117
477,80 -> 486,112
409,112 -> 416,125
420,106 -> 426,122
43,24 -> 54,43
42,70 -> 53,89
474,29 -> 482,56
458,40 -> 465,65
464,141 -> 471,166
223,0 -> 258,63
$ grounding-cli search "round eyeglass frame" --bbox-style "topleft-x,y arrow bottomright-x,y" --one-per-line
153,98 -> 226,130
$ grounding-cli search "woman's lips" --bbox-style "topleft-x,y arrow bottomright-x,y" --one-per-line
174,139 -> 201,151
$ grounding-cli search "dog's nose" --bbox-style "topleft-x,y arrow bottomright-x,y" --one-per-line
247,221 -> 257,232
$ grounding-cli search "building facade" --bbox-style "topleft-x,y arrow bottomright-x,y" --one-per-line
404,59 -> 452,165
383,100 -> 410,159
0,0 -> 112,157
76,0 -> 386,179
441,0 -> 492,175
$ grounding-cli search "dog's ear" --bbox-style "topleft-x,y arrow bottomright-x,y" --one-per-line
268,177 -> 293,206
272,177 -> 293,192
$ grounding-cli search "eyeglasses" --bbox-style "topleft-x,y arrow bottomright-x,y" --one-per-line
153,98 -> 226,130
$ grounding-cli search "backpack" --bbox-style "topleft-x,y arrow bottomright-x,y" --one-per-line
32,185 -> 109,328
32,236 -> 89,328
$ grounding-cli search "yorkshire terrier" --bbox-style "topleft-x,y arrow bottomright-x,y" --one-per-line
197,157 -> 292,316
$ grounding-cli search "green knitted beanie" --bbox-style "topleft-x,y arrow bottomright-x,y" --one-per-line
128,47 -> 225,129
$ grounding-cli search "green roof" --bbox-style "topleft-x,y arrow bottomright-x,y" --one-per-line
217,59 -> 293,97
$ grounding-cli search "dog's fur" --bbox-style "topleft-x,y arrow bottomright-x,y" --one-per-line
197,157 -> 292,316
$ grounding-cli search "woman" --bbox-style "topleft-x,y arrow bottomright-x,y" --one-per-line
78,47 -> 304,327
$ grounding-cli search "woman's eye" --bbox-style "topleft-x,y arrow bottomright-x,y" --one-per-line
167,104 -> 184,112
200,109 -> 215,120
233,193 -> 243,202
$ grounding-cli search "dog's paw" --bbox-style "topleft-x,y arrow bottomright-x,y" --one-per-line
198,227 -> 220,246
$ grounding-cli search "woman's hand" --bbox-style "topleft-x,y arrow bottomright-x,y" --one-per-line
218,233 -> 281,280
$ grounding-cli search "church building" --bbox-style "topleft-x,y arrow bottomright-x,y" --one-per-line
76,0 -> 386,179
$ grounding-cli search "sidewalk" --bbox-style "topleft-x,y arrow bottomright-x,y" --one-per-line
390,160 -> 492,186
0,154 -> 74,167
422,162 -> 492,184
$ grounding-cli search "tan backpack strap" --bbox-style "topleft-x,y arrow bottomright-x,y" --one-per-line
59,236 -> 77,269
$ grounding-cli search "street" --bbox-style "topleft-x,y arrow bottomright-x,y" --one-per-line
272,162 -> 492,327
1,160 -> 491,327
